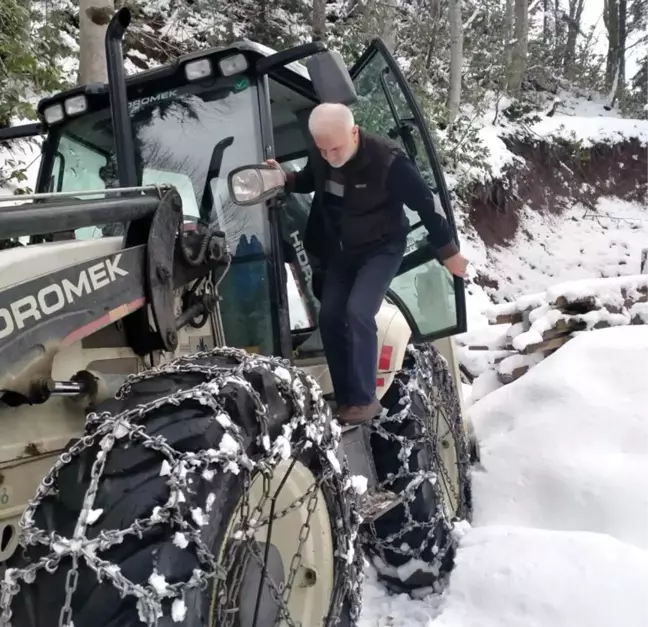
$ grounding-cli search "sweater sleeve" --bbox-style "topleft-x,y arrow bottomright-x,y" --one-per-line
285,160 -> 316,194
386,155 -> 459,260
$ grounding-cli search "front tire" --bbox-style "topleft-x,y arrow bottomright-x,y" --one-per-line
364,343 -> 472,593
1,348 -> 364,627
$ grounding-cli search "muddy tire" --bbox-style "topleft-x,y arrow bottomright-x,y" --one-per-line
1,348 -> 364,627
364,343 -> 472,593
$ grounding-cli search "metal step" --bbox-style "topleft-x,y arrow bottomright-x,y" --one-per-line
358,489 -> 404,522
338,424 -> 379,490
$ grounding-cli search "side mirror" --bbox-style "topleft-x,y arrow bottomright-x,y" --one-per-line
227,164 -> 285,206
306,51 -> 358,106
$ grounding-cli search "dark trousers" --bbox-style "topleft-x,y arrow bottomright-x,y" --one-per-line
318,240 -> 406,406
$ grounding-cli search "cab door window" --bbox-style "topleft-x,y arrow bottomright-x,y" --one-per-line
349,41 -> 467,341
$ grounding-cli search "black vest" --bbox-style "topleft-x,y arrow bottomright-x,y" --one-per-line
304,130 -> 409,265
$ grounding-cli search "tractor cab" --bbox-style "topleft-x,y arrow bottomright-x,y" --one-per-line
0,10 -> 466,382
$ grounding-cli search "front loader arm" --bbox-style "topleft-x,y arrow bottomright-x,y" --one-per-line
0,187 -> 229,401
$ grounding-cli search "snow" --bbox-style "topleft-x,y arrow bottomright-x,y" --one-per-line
467,198 -> 648,304
171,598 -> 188,622
172,532 -> 189,549
360,325 -> 648,626
148,570 -> 170,596
85,508 -> 103,525
529,114 -> 648,147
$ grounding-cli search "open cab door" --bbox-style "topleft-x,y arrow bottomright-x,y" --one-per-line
349,40 -> 467,341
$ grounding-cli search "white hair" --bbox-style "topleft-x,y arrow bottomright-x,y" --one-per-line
308,103 -> 355,137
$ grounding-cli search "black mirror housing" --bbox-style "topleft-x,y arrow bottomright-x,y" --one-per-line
306,51 -> 358,106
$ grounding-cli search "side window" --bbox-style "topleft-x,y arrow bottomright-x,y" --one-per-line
391,226 -> 457,335
53,136 -> 202,239
55,135 -> 109,240
142,168 -> 200,221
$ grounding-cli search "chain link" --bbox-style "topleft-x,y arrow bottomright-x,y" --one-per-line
0,347 -> 365,627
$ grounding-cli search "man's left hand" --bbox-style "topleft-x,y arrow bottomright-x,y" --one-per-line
443,252 -> 469,278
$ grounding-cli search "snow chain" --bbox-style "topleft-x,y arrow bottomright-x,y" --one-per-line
362,344 -> 472,586
0,347 -> 365,627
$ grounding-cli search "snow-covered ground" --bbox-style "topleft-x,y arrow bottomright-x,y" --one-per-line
360,324 -> 648,626
364,87 -> 648,622
463,197 -> 648,304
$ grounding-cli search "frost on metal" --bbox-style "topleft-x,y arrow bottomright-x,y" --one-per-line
361,343 -> 472,591
0,347 -> 364,627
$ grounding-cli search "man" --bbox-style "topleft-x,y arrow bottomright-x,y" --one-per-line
267,103 -> 468,424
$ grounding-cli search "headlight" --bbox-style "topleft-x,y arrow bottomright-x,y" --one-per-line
64,95 -> 88,116
228,165 -> 285,206
184,59 -> 212,81
43,104 -> 65,125
219,54 -> 248,76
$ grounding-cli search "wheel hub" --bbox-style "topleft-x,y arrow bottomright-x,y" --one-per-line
236,541 -> 285,627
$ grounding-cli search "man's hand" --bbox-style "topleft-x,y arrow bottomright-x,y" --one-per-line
443,252 -> 469,278
265,159 -> 286,182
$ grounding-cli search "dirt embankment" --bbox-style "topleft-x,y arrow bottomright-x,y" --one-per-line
464,137 -> 647,249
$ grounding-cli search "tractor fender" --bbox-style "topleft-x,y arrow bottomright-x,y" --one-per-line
375,302 -> 411,401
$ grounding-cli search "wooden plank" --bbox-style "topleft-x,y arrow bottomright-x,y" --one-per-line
490,311 -> 524,325
497,363 -> 531,384
554,294 -> 598,313
538,318 -> 587,340
521,334 -> 573,355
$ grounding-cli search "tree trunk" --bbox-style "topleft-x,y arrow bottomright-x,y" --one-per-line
378,0 -> 398,52
543,0 -> 550,43
618,0 -> 627,89
504,0 -> 514,68
508,0 -> 529,92
553,0 -> 564,65
604,0 -> 620,89
425,0 -> 442,70
447,0 -> 463,130
78,0 -> 115,86
563,0 -> 584,78
312,0 -> 327,42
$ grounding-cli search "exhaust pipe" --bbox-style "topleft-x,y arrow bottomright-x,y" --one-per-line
105,7 -> 137,189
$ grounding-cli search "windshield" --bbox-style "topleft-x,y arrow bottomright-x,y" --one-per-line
44,76 -> 276,354
46,77 -> 267,253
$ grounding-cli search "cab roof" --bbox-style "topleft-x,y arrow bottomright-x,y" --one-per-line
36,40 -> 312,121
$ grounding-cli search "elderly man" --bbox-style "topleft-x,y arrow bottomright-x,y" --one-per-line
267,102 -> 468,424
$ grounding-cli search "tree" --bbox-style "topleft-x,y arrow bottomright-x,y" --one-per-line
508,0 -> 529,92
604,0 -> 621,90
78,0 -> 115,85
447,0 -> 464,129
563,0 -> 585,78
312,0 -> 327,41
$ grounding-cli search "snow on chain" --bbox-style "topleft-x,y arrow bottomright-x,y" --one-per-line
0,347 -> 365,627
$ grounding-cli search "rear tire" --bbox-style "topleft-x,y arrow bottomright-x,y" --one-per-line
1,348 -> 364,627
363,343 -> 472,593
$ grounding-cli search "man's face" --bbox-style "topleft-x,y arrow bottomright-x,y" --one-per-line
313,124 -> 359,168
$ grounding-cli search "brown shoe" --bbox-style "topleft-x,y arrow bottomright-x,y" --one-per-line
339,399 -> 382,425
334,404 -> 349,418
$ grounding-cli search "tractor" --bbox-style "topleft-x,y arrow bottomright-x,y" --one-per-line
0,8 -> 472,627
